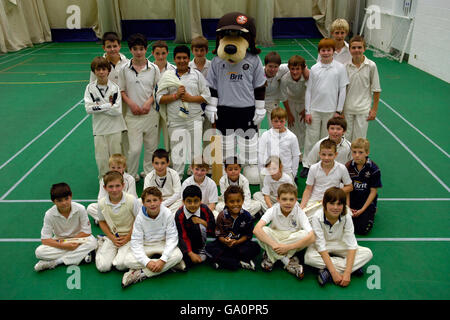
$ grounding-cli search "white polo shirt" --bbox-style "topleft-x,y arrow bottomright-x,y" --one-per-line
258,128 -> 300,177
311,208 -> 358,252
219,173 -> 252,208
40,202 -> 92,239
157,61 -> 176,75
344,56 -> 381,114
89,53 -> 129,84
305,60 -> 349,114
306,161 -> 352,202
262,172 -> 294,197
181,175 -> 218,204
131,204 -> 179,265
265,63 -> 289,104
118,59 -> 160,116
156,68 -> 211,121
144,167 -> 181,207
261,203 -> 312,233
279,72 -> 307,103
305,136 -> 352,168
189,58 -> 211,78
97,172 -> 137,199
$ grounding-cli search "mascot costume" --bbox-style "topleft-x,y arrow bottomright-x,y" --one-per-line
205,12 -> 266,184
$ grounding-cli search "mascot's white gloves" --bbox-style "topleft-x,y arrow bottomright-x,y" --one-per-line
252,100 -> 266,126
205,97 -> 218,124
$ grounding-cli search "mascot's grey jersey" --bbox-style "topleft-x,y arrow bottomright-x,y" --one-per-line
206,52 -> 266,108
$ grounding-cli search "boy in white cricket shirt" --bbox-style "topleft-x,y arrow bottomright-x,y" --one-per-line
189,36 -> 211,78
121,187 -> 183,288
304,187 -> 373,287
316,19 -> 352,65
253,183 -> 315,279
258,108 -> 300,181
152,40 -> 176,153
181,160 -> 219,217
300,117 -> 351,178
304,38 -> 349,176
34,183 -> 97,271
144,149 -> 182,214
89,32 -> 130,158
85,56 -> 127,180
156,45 -> 210,178
216,157 -> 261,217
263,51 -> 289,124
253,156 -> 294,213
95,171 -> 141,272
280,55 -> 308,153
300,139 -> 353,221
343,35 -> 381,142
87,153 -> 137,223
119,33 -> 160,182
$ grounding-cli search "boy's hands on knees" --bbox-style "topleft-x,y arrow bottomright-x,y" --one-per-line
188,251 -> 203,264
115,235 -> 131,247
339,271 -> 352,287
146,259 -> 166,273
273,243 -> 290,255
330,269 -> 343,285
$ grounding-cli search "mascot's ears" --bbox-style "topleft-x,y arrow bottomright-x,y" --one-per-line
213,12 -> 260,55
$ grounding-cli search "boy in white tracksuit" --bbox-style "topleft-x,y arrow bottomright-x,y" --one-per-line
121,187 -> 183,288
85,56 -> 126,179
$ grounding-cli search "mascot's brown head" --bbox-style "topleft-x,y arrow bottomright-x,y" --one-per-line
213,12 -> 261,64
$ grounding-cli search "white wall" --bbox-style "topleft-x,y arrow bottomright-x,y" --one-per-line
408,0 -> 450,83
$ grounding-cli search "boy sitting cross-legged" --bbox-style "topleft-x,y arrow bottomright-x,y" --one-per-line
206,185 -> 260,271
95,171 -> 141,272
121,187 -> 183,288
253,183 -> 315,279
175,185 -> 216,270
34,183 -> 97,271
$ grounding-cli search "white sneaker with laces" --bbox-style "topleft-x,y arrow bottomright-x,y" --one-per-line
34,260 -> 58,272
240,260 -> 256,271
122,269 -> 147,288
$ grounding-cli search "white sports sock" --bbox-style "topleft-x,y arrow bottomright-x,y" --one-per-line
281,256 -> 290,266
55,258 -> 64,265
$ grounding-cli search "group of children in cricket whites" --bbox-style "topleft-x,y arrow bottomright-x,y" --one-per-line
34,18 -> 382,289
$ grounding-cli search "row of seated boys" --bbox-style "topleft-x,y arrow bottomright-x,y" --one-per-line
34,179 -> 373,289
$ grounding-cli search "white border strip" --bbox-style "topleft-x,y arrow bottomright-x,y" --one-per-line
0,99 -> 84,170
0,115 -> 90,200
376,118 -> 450,192
380,99 -> 450,158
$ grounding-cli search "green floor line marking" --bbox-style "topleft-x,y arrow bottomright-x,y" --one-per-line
0,115 -> 90,200
380,99 -> 450,158
376,118 -> 450,192
0,99 -> 84,170
0,43 -> 53,66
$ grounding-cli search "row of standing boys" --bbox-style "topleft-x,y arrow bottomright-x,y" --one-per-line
34,18 -> 381,288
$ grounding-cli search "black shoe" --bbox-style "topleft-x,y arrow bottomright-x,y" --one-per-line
353,267 -> 364,277
317,268 -> 332,286
299,167 -> 309,179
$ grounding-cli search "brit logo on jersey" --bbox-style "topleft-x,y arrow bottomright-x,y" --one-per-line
228,71 -> 243,81
236,15 -> 248,25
